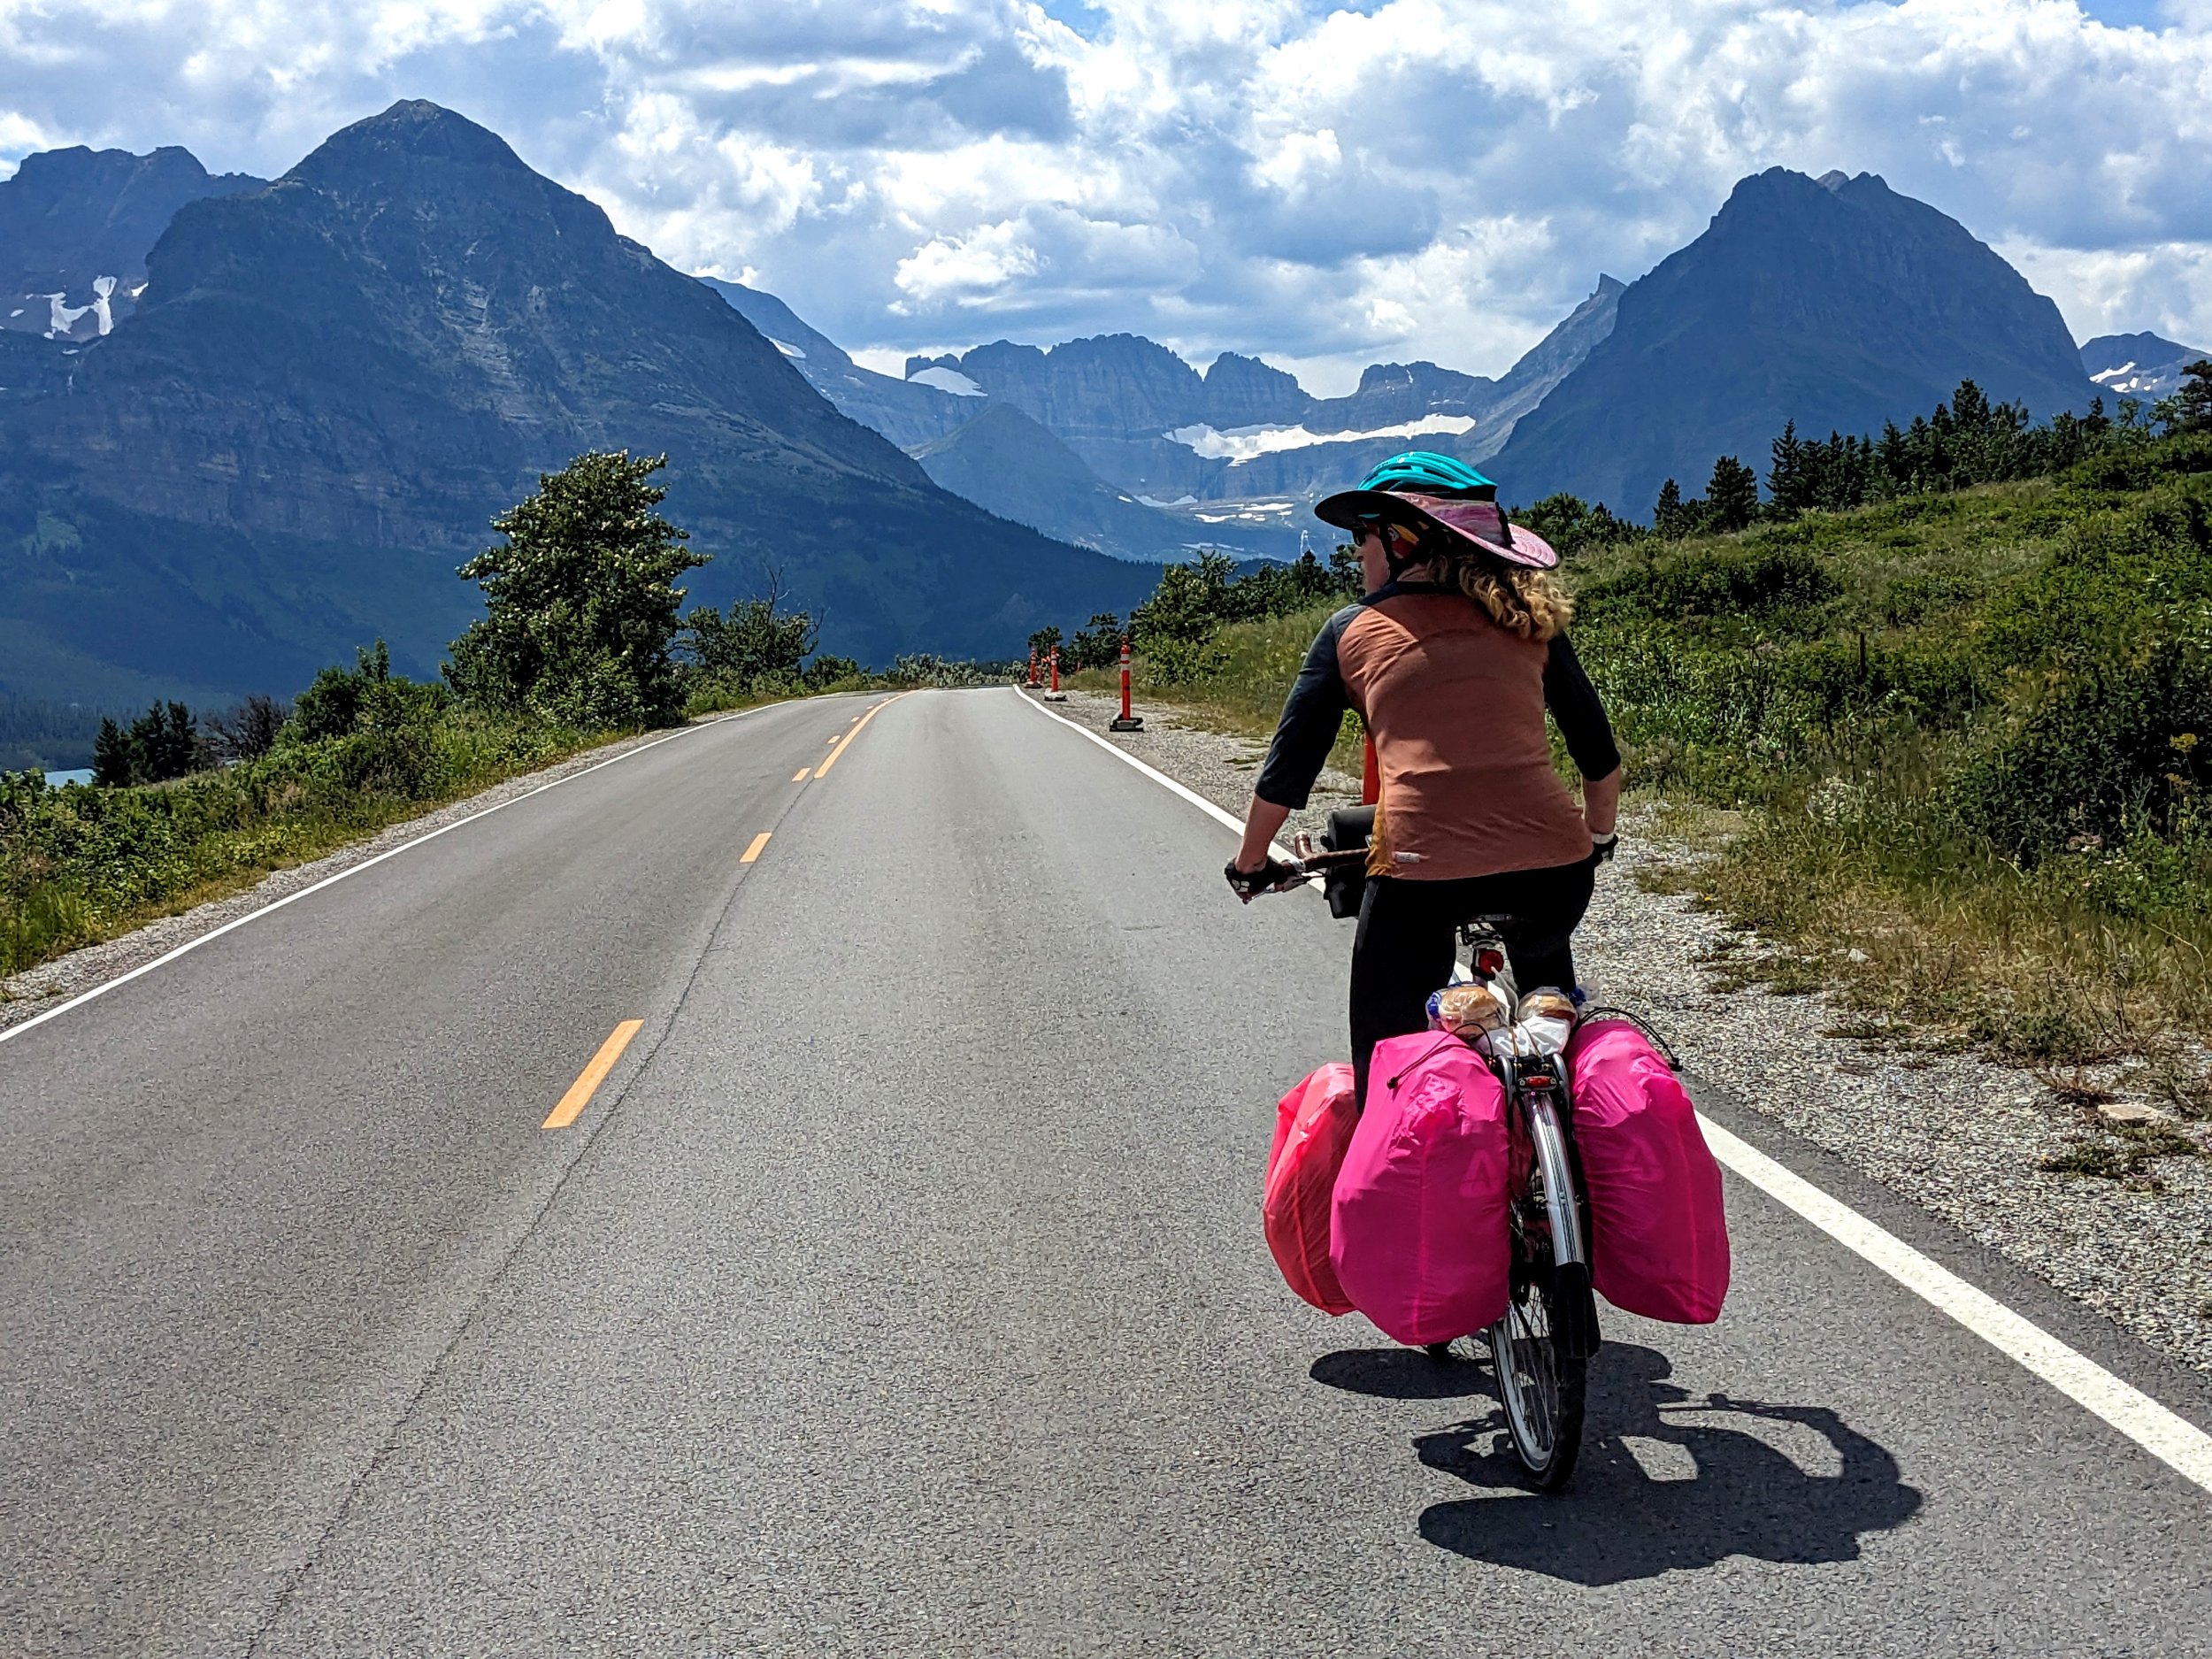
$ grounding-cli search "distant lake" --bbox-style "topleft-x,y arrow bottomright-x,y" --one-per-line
44,769 -> 94,788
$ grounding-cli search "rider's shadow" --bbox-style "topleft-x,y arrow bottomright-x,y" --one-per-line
1317,1342 -> 1924,1586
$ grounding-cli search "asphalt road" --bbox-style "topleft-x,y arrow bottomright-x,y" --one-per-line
3,687 -> 2208,1656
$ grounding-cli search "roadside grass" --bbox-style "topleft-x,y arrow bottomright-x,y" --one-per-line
1099,434 -> 2212,1122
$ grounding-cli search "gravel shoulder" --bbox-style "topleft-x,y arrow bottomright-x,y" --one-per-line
1033,686 -> 2212,1376
0,718 -> 733,1037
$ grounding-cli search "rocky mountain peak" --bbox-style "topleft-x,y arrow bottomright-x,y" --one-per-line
1202,350 -> 1310,427
287,100 -> 532,189
1493,166 -> 2091,513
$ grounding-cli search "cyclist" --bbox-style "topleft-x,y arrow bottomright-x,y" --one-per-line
1225,452 -> 1622,1103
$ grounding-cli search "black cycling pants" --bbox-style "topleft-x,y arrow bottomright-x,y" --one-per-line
1349,859 -> 1597,1105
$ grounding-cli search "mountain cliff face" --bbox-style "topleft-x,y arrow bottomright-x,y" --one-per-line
0,102 -> 1151,703
2081,333 -> 2205,402
0,145 -> 264,342
1492,170 -> 2094,514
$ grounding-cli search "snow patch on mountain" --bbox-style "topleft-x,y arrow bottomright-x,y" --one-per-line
2078,334 -> 2200,403
2091,363 -> 2167,396
910,365 -> 985,397
1194,500 -> 1296,523
42,294 -> 90,337
768,337 -> 806,359
1167,411 -> 1476,465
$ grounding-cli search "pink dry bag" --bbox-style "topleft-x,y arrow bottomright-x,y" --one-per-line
1263,1064 -> 1361,1314
1565,1019 -> 1731,1324
1329,1033 -> 1509,1346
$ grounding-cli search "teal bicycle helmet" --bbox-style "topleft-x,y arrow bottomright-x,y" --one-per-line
1316,449 -> 1558,570
1354,451 -> 1497,497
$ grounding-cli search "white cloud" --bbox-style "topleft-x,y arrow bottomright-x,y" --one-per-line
895,217 -> 1044,303
3,0 -> 2211,380
1997,235 -> 2212,349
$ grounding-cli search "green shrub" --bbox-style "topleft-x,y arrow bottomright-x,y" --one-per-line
2058,431 -> 2212,493
1577,542 -> 1841,630
1947,642 -> 2212,858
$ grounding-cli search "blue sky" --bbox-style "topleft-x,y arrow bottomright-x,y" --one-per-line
1,0 -> 2207,391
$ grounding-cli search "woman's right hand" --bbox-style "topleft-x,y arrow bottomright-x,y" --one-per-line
1225,858 -> 1297,902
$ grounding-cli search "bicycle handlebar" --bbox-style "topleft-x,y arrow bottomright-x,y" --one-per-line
1229,845 -> 1366,902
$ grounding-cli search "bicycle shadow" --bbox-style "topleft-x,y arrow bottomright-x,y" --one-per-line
1316,1342 -> 1924,1586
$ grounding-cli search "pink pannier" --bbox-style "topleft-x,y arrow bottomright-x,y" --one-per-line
1263,1064 -> 1362,1315
1565,1019 -> 1731,1324
1329,1033 -> 1510,1346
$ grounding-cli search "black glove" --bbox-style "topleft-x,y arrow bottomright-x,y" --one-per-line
1225,857 -> 1297,902
1590,832 -> 1618,864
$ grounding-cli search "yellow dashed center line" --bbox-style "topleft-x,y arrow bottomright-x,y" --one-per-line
542,1019 -> 643,1130
815,692 -> 910,778
793,767 -> 810,782
741,832 -> 772,864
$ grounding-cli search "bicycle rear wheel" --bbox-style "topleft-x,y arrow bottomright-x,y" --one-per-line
1488,1094 -> 1592,1491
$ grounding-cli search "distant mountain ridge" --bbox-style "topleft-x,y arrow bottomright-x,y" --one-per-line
900,280 -> 1622,506
0,145 -> 263,342
703,281 -> 1288,558
1493,168 -> 2095,513
0,102 -> 1151,706
2081,332 -> 2206,402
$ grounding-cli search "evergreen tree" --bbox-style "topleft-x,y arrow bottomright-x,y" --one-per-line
1653,478 -> 1689,540
134,702 -> 203,782
447,450 -> 708,729
92,717 -> 135,787
1068,613 -> 1125,671
1705,455 -> 1760,533
1767,421 -> 1812,518
2170,360 -> 2212,434
89,701 -> 209,785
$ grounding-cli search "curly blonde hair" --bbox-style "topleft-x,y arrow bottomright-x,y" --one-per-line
1388,519 -> 1573,640
1452,556 -> 1573,641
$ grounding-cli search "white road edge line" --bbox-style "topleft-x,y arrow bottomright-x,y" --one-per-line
1017,687 -> 1298,863
1694,1115 -> 2212,1495
1018,686 -> 2212,1500
0,703 -> 787,1048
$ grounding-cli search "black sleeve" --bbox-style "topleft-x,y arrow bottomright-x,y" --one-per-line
1254,607 -> 1356,809
1544,632 -> 1621,780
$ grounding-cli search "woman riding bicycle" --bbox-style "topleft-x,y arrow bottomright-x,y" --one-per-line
1226,451 -> 1623,1103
